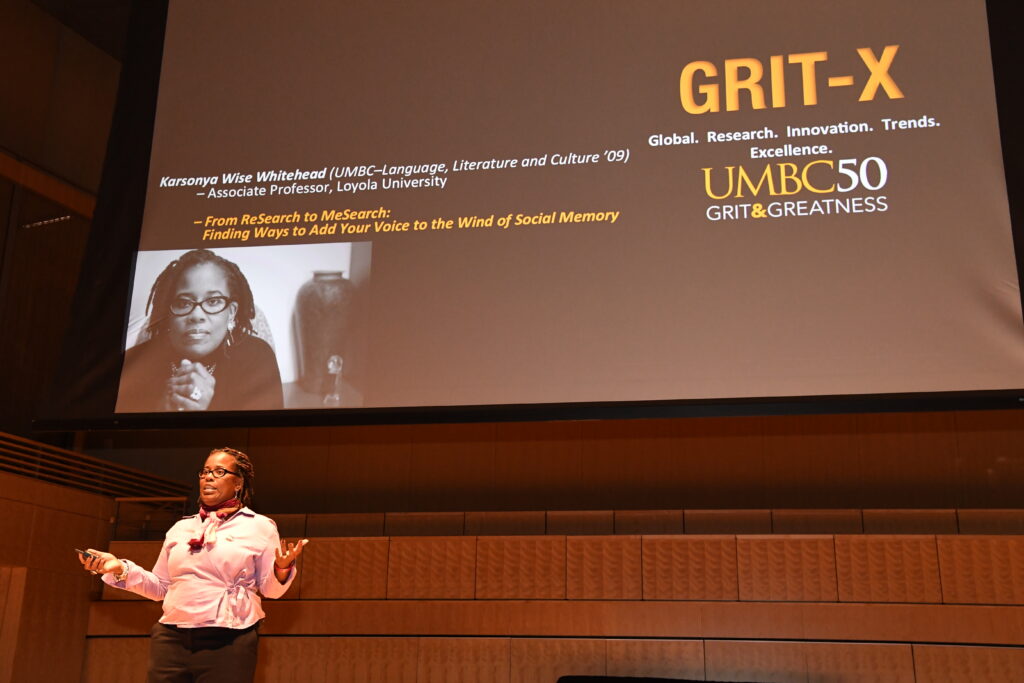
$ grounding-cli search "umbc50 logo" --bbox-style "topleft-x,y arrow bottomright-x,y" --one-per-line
703,158 -> 887,199
681,46 -> 902,114
702,159 -> 890,221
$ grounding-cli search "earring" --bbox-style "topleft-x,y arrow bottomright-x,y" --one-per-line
226,318 -> 236,347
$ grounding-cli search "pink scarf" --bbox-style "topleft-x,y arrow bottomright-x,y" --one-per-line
188,498 -> 241,551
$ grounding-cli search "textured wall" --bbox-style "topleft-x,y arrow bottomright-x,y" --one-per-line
85,533 -> 1024,682
0,471 -> 113,683
0,0 -> 119,193
84,409 -> 1024,513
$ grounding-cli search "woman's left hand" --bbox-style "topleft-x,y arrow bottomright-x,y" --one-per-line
274,538 -> 309,579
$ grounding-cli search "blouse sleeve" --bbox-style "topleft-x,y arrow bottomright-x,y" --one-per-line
101,537 -> 172,601
257,519 -> 296,599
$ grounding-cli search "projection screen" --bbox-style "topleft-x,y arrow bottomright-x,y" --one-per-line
102,0 -> 1023,418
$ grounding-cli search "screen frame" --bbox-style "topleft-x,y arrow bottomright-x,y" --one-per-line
37,0 -> 1024,432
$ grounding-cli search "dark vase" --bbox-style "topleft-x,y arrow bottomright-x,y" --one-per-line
294,271 -> 354,395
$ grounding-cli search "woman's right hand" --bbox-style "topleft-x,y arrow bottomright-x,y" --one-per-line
79,549 -> 124,576
164,359 -> 216,411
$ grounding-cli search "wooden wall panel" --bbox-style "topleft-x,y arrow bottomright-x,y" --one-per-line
491,421 -> 585,510
74,637 -> 1024,683
958,510 -> 1024,535
306,512 -> 385,537
762,414 -> 861,509
77,431 -> 249,487
737,536 -> 838,602
685,509 -> 772,535
268,513 -> 307,539
0,471 -> 115,520
913,644 -> 1024,683
566,536 -> 642,600
248,427 -> 335,513
577,420 -> 681,510
604,639 -> 704,679
88,601 -> 161,636
0,567 -> 26,683
81,637 -> 149,683
642,536 -> 738,600
387,537 -> 476,599
509,638 -> 605,683
41,27 -> 119,190
385,512 -> 465,536
321,424 -> 415,513
10,569 -> 93,683
407,423 -> 498,512
705,639 -> 807,683
835,536 -> 942,603
0,14 -> 116,193
677,416 -> 768,509
773,509 -> 863,534
672,416 -> 768,510
953,411 -> 1024,508
0,500 -> 34,567
476,537 -> 566,599
28,506 -> 108,573
0,1 -> 59,164
465,511 -> 545,536
558,417 -> 770,510
257,636 -> 418,682
937,536 -> 1024,604
0,567 -> 12,632
92,598 -> 1024,644
547,510 -> 613,535
0,471 -> 116,580
613,509 -> 684,535
778,603 -> 1024,646
803,642 -> 914,682
417,637 -> 510,683
0,472 -> 114,682
86,410 -> 1024,514
856,412 -> 959,509
301,538 -> 388,599
862,510 -> 958,535
699,602 -> 806,641
706,641 -> 915,683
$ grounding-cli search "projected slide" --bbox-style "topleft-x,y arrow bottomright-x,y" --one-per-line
116,0 -> 1024,413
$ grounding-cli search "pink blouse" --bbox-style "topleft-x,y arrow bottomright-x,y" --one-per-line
103,508 -> 295,629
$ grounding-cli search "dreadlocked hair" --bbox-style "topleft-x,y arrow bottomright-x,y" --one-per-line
211,446 -> 255,508
145,249 -> 257,340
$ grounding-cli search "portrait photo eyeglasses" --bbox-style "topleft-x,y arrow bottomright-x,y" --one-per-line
171,296 -> 233,316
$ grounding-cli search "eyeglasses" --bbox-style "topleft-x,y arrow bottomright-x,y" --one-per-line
171,296 -> 233,316
198,466 -> 240,479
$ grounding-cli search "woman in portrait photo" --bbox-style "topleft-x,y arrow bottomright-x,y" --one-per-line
116,248 -> 283,412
